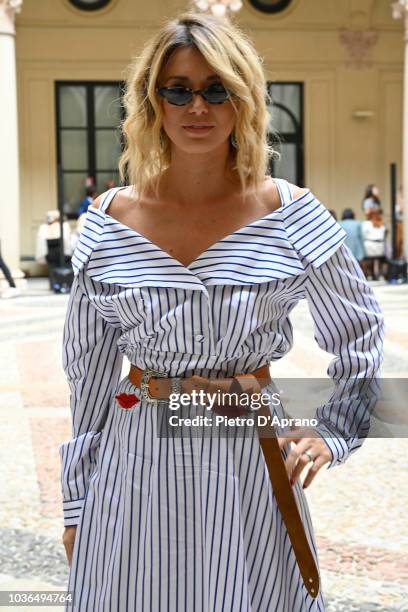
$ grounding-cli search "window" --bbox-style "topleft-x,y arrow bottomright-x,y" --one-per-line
68,0 -> 112,11
55,81 -> 124,217
267,82 -> 304,186
248,0 -> 293,14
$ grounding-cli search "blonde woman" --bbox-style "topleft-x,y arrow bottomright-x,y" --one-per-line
60,12 -> 384,611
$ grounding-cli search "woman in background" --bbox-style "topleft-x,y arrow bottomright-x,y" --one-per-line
339,208 -> 365,263
362,208 -> 387,280
35,210 -> 73,266
362,183 -> 381,216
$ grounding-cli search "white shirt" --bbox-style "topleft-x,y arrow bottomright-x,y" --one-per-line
362,220 -> 387,257
35,221 -> 73,264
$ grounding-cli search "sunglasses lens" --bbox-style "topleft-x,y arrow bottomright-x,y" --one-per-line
204,84 -> 230,104
162,86 -> 192,106
159,84 -> 231,106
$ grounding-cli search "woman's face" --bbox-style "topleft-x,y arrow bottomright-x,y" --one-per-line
157,46 -> 236,155
371,185 -> 379,197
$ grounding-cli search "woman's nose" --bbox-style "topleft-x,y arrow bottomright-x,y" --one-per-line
188,91 -> 209,111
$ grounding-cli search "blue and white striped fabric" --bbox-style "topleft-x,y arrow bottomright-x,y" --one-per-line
59,178 -> 384,611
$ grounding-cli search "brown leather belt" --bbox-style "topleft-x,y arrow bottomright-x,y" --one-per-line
128,363 -> 320,599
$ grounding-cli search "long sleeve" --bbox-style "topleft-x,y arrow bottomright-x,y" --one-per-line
59,269 -> 124,526
304,243 -> 384,469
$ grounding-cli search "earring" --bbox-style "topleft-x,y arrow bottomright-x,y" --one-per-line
230,129 -> 238,149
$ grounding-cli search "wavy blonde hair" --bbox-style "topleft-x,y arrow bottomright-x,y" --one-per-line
118,10 -> 279,202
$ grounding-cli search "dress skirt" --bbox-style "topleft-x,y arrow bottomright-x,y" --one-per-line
65,375 -> 326,612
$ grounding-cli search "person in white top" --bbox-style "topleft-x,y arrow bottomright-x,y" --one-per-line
35,209 -> 73,265
362,208 -> 387,279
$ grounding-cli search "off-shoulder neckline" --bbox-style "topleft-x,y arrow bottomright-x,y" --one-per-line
88,185 -> 313,271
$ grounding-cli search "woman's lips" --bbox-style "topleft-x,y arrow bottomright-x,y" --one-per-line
182,126 -> 214,134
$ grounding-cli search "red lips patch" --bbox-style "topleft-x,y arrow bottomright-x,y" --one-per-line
115,393 -> 140,409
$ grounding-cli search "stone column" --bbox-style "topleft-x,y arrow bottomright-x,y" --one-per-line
392,1 -> 408,259
0,0 -> 25,290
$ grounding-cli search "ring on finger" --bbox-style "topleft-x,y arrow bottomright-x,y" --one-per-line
302,449 -> 315,463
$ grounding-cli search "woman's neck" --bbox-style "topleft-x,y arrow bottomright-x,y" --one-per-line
159,150 -> 239,208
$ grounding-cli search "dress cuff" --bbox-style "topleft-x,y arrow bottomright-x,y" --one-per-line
62,498 -> 85,527
313,420 -> 350,469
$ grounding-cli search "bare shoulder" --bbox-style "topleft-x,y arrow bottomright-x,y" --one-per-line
262,178 -> 309,211
261,177 -> 282,211
89,192 -> 106,210
89,186 -> 135,215
287,182 -> 310,200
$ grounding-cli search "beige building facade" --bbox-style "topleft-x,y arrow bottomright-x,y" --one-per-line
0,0 -> 404,278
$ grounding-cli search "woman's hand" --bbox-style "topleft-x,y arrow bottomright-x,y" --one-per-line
62,526 -> 77,566
277,426 -> 332,489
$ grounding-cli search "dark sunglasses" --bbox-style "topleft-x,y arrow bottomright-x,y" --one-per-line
156,83 -> 232,106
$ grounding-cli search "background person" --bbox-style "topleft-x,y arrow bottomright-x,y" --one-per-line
35,210 -> 73,289
362,183 -> 381,216
362,208 -> 387,280
35,210 -> 73,265
77,187 -> 98,216
104,179 -> 117,190
395,184 -> 404,258
338,208 -> 365,263
0,238 -> 21,298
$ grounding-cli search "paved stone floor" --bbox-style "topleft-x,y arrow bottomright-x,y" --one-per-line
0,278 -> 407,611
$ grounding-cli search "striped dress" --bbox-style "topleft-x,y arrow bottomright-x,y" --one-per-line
59,178 -> 384,612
